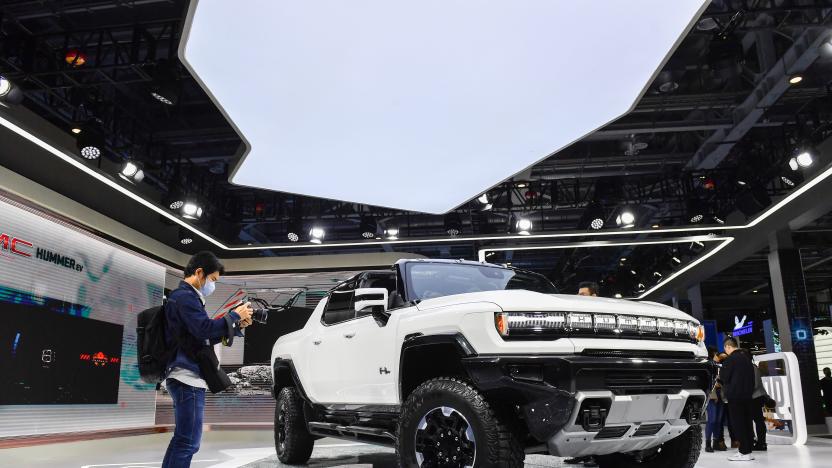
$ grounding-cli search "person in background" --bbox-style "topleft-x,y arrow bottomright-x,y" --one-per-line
750,360 -> 768,451
563,281 -> 602,466
821,367 -> 832,416
162,251 -> 254,468
577,281 -> 599,297
705,349 -> 728,452
716,352 -> 732,451
720,338 -> 756,462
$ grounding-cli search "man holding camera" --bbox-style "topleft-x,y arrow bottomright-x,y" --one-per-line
162,251 -> 253,468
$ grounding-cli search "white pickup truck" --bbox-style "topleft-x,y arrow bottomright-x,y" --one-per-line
270,259 -> 711,468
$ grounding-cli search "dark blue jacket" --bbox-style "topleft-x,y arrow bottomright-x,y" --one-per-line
164,281 -> 241,378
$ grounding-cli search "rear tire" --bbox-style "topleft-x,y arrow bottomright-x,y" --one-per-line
396,377 -> 524,468
595,424 -> 703,468
274,387 -> 314,464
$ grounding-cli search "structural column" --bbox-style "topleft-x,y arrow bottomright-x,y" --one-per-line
768,230 -> 825,425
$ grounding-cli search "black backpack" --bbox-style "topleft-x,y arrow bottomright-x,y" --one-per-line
136,302 -> 175,383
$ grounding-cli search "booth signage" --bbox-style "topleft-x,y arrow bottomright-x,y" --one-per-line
733,315 -> 753,337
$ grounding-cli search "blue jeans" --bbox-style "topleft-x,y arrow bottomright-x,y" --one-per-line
162,379 -> 206,468
705,399 -> 725,442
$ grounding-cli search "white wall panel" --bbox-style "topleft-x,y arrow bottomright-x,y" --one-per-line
0,195 -> 164,437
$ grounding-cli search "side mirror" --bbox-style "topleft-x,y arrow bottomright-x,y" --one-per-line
354,288 -> 388,314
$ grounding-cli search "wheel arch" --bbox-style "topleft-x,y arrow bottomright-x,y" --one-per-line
398,333 -> 477,401
272,358 -> 310,402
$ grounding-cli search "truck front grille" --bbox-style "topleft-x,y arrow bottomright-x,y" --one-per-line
605,372 -> 683,395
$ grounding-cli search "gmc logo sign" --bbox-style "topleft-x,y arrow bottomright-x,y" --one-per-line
0,233 -> 33,258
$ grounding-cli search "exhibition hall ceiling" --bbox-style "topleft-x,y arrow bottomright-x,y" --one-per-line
2,0 -> 832,296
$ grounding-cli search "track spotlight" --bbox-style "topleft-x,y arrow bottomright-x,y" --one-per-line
795,150 -> 814,168
444,212 -> 462,237
0,76 -> 11,97
118,161 -> 145,184
477,194 -> 489,205
178,227 -> 194,245
0,75 -> 24,104
360,216 -> 377,239
788,75 -> 803,85
584,201 -> 605,230
286,220 -> 302,242
166,187 -> 186,211
309,226 -> 326,244
636,283 -> 646,293
614,293 -> 623,299
780,167 -> 804,187
75,121 -> 105,160
384,227 -> 399,240
181,200 -> 204,220
515,217 -> 533,235
150,60 -> 181,106
671,256 -> 682,266
686,198 -> 708,224
688,241 -> 705,254
615,209 -> 636,228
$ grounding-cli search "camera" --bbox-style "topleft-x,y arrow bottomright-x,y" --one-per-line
252,307 -> 269,324
246,297 -> 272,324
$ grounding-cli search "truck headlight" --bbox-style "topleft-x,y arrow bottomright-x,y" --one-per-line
495,311 -> 701,343
495,312 -> 566,337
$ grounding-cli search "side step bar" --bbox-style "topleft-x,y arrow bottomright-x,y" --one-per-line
308,422 -> 396,447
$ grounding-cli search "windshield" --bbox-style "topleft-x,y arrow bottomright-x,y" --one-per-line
406,262 -> 558,301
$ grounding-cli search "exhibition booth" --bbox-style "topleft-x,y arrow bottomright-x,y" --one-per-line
2,1 -> 832,467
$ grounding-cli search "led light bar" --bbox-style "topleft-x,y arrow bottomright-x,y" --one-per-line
638,316 -> 658,333
594,314 -> 617,331
495,312 -> 702,343
657,318 -> 676,334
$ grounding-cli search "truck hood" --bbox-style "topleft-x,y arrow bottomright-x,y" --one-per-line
415,290 -> 696,322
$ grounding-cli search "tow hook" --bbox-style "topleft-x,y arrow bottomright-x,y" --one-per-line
580,403 -> 608,431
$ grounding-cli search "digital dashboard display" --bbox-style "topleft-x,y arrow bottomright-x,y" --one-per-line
0,301 -> 123,405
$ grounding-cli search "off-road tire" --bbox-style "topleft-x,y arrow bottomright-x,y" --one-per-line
274,387 -> 314,464
595,424 -> 703,468
396,377 -> 524,468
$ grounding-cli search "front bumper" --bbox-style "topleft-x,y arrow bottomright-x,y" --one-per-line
462,353 -> 712,457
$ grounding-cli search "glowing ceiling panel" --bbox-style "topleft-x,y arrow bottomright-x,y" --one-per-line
181,0 -> 708,213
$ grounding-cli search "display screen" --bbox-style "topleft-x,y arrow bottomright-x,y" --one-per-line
0,301 -> 123,405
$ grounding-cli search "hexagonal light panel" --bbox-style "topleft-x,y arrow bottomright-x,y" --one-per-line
180,0 -> 707,214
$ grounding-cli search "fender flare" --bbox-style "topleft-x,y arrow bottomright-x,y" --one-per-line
272,358 -> 310,402
398,333 -> 477,399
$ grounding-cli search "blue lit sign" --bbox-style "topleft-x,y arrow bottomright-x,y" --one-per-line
733,315 -> 754,337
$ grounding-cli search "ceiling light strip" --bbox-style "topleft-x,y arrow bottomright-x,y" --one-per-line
0,115 -> 228,250
638,237 -> 734,299
1,113 -> 831,251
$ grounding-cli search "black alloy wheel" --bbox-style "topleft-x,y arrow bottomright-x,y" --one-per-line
414,406 -> 476,467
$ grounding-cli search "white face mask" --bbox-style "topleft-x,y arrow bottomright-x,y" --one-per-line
198,273 -> 216,297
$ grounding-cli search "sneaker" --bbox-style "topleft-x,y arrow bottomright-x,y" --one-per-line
728,453 -> 755,461
715,440 -> 728,451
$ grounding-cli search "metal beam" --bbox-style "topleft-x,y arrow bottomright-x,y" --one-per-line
686,26 -> 828,169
